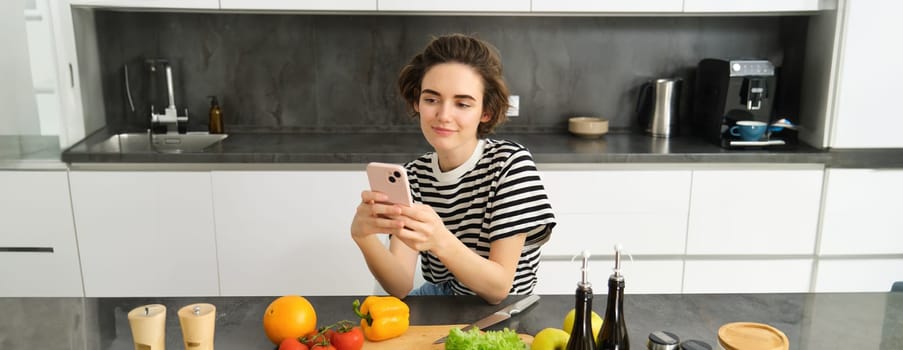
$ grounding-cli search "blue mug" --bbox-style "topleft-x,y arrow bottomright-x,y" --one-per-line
729,121 -> 768,141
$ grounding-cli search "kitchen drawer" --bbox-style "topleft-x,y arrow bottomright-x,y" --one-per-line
70,171 -> 219,297
69,0 -> 219,9
545,212 -> 687,255
0,171 -> 75,246
683,0 -> 832,12
683,259 -> 813,293
532,0 -> 683,13
686,169 -> 823,255
0,251 -> 83,297
542,170 -> 691,214
0,171 -> 82,297
541,170 -> 691,255
377,0 -> 529,12
212,171 -> 377,296
820,169 -> 903,255
815,258 -> 903,292
536,259 -> 683,295
220,0 -> 376,11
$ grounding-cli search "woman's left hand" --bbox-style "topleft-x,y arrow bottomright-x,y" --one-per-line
394,204 -> 454,252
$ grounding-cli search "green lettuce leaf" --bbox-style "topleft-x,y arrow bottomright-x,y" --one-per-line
444,327 -> 528,350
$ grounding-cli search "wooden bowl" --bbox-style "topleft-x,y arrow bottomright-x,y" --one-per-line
568,117 -> 609,138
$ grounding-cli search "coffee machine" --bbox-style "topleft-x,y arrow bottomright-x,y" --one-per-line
693,58 -> 795,148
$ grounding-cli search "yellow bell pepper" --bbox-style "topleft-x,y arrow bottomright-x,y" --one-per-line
352,296 -> 410,341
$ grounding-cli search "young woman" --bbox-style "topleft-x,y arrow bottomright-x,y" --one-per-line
350,34 -> 555,305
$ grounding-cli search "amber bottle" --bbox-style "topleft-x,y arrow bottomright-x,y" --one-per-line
208,96 -> 224,134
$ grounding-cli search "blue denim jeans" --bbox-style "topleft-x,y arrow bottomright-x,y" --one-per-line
408,281 -> 454,296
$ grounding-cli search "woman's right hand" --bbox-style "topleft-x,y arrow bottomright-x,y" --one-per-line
351,190 -> 405,241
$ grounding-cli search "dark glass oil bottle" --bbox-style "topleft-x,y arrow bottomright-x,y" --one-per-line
566,250 -> 595,350
596,246 -> 629,350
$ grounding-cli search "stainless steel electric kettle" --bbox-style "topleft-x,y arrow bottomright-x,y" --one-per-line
636,78 -> 682,138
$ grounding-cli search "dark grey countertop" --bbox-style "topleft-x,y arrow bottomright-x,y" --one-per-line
61,128 -> 842,165
0,128 -> 887,168
1,293 -> 900,350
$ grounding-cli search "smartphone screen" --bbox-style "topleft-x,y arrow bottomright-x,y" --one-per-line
366,162 -> 413,206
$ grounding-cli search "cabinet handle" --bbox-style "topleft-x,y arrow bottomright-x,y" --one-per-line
69,63 -> 74,87
0,247 -> 54,253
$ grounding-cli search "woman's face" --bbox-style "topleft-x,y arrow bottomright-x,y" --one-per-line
415,62 -> 490,157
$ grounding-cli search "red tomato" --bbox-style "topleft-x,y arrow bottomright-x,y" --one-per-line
278,338 -> 309,350
301,331 -> 328,348
331,326 -> 364,350
323,329 -> 337,343
310,344 -> 336,350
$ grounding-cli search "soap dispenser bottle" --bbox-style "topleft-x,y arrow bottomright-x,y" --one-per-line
566,250 -> 596,350
597,245 -> 629,350
208,96 -> 224,134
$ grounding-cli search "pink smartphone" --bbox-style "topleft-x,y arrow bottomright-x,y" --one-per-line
366,162 -> 413,206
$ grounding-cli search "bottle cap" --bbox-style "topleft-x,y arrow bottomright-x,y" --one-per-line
717,322 -> 788,350
647,330 -> 680,350
571,250 -> 592,287
679,339 -> 712,350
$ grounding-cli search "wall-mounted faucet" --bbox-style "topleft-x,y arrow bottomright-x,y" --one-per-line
146,59 -> 187,134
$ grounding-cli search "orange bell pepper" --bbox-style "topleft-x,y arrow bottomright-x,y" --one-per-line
352,296 -> 410,341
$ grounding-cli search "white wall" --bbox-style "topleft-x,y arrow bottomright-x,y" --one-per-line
0,0 -> 40,135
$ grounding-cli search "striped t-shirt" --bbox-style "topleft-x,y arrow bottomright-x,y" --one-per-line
405,139 -> 556,295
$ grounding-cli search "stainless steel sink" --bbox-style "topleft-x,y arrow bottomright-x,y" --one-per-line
95,133 -> 228,153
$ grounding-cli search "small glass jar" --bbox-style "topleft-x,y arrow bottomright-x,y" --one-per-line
679,339 -> 712,350
647,330 -> 680,350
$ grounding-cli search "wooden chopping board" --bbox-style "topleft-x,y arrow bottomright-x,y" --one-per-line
363,325 -> 533,349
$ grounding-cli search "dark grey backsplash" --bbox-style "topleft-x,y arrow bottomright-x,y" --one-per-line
91,11 -> 807,134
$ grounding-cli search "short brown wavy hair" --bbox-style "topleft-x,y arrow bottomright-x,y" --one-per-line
397,34 -> 510,138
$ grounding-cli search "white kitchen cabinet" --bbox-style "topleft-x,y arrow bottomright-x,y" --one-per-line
0,171 -> 83,297
212,171 -> 377,296
48,1 -> 111,148
540,170 -> 692,256
69,171 -> 219,297
536,259 -> 684,294
829,0 -> 903,148
532,0 -> 683,13
683,0 -> 834,12
68,0 -> 219,9
46,0 -> 84,148
23,0 -> 63,136
220,0 -> 376,11
378,0 -> 529,12
815,258 -> 903,292
820,169 -> 903,255
683,259 -> 813,293
686,169 -> 823,255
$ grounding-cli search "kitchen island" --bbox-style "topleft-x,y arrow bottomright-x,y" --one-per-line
2,293 -> 900,349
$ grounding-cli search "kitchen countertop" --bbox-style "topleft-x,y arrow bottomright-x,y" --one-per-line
61,128 -> 836,165
1,293 -> 900,349
0,135 -> 66,169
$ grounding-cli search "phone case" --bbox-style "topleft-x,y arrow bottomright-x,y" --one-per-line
366,162 -> 413,206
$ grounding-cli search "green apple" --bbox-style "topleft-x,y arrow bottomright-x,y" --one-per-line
562,308 -> 603,341
532,328 -> 570,350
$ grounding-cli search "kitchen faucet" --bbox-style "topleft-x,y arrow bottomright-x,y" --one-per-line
147,59 -> 187,134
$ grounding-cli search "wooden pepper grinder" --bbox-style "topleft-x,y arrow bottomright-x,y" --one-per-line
178,303 -> 217,350
127,304 -> 167,350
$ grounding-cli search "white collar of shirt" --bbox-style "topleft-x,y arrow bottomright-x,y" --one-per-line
431,139 -> 485,183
